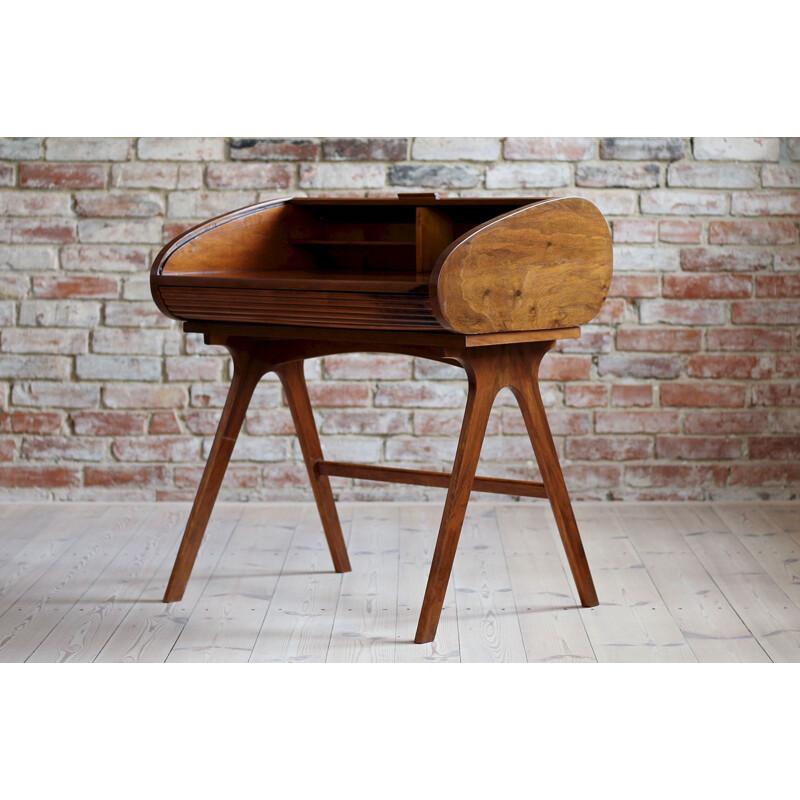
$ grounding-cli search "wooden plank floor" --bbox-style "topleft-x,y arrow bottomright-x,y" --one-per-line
0,501 -> 797,663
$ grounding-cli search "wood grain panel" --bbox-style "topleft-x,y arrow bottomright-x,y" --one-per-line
431,197 -> 612,333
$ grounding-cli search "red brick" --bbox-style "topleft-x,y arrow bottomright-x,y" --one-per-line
307,382 -> 372,407
85,465 -> 168,487
562,464 -> 621,490
770,409 -> 800,434
756,275 -> 800,297
149,410 -> 181,434
626,464 -> 724,487
11,219 -> 76,243
709,220 -> 796,245
163,221 -> 197,241
414,410 -> 500,437
593,298 -> 628,324
680,247 -> 772,272
555,330 -> 613,353
656,436 -> 743,460
776,356 -> 800,378
0,411 -> 64,434
595,410 -> 680,434
663,274 -> 752,299
659,220 -> 703,243
752,383 -> 800,406
32,275 -> 119,298
687,354 -> 771,379
597,355 -> 681,379
608,274 -> 660,298
72,411 -> 147,435
612,219 -> 657,243
617,328 -> 702,352
206,164 -> 293,189
230,138 -> 319,161
566,436 -> 652,461
639,300 -> 726,325
731,300 -> 800,325
504,138 -> 593,160
661,383 -> 746,407
374,382 -> 463,408
611,385 -> 653,407
19,163 -> 106,189
0,465 -> 80,488
539,355 -> 591,380
564,384 -> 608,407
684,411 -> 769,435
707,328 -> 792,351
21,436 -> 106,461
729,463 -> 800,487
503,409 -> 588,436
749,437 -> 800,460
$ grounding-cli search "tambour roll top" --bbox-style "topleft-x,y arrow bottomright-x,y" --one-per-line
150,195 -> 612,334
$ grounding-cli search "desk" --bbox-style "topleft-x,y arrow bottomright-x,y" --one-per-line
150,195 -> 612,643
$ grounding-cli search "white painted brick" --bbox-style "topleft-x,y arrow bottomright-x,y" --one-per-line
298,163 -> 386,190
486,163 -> 570,188
18,300 -> 101,327
641,189 -> 728,215
412,138 -> 501,161
137,138 -> 225,161
0,245 -> 59,270
0,138 -> 43,159
731,192 -> 800,216
166,191 -> 255,217
46,138 -> 131,161
0,354 -> 71,379
693,137 -> 779,161
667,163 -> 759,188
76,355 -> 162,381
613,246 -> 680,272
77,218 -> 162,243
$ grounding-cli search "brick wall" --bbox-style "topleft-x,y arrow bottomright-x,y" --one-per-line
0,137 -> 798,501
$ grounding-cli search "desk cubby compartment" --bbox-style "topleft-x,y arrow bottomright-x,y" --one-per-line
152,195 -> 612,334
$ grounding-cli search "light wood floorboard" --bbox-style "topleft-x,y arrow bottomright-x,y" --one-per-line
0,501 -> 797,663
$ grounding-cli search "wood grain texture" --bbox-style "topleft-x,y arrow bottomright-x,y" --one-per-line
452,507 -> 527,663
94,504 -> 242,662
1,502 -> 799,663
431,197 -> 612,334
668,504 -> 800,663
566,505 -> 696,663
249,504 -> 355,663
614,504 -> 770,662
496,504 -> 595,662
152,195 -> 611,335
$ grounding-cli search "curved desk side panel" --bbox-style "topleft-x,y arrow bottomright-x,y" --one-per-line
430,197 -> 613,334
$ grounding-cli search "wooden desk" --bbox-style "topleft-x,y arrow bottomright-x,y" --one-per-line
151,194 -> 613,643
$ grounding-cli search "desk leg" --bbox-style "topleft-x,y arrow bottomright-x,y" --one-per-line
415,359 -> 499,643
510,346 -> 599,608
163,347 -> 265,603
276,360 -> 351,573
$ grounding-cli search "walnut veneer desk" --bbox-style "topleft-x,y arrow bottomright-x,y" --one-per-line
150,194 -> 613,643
